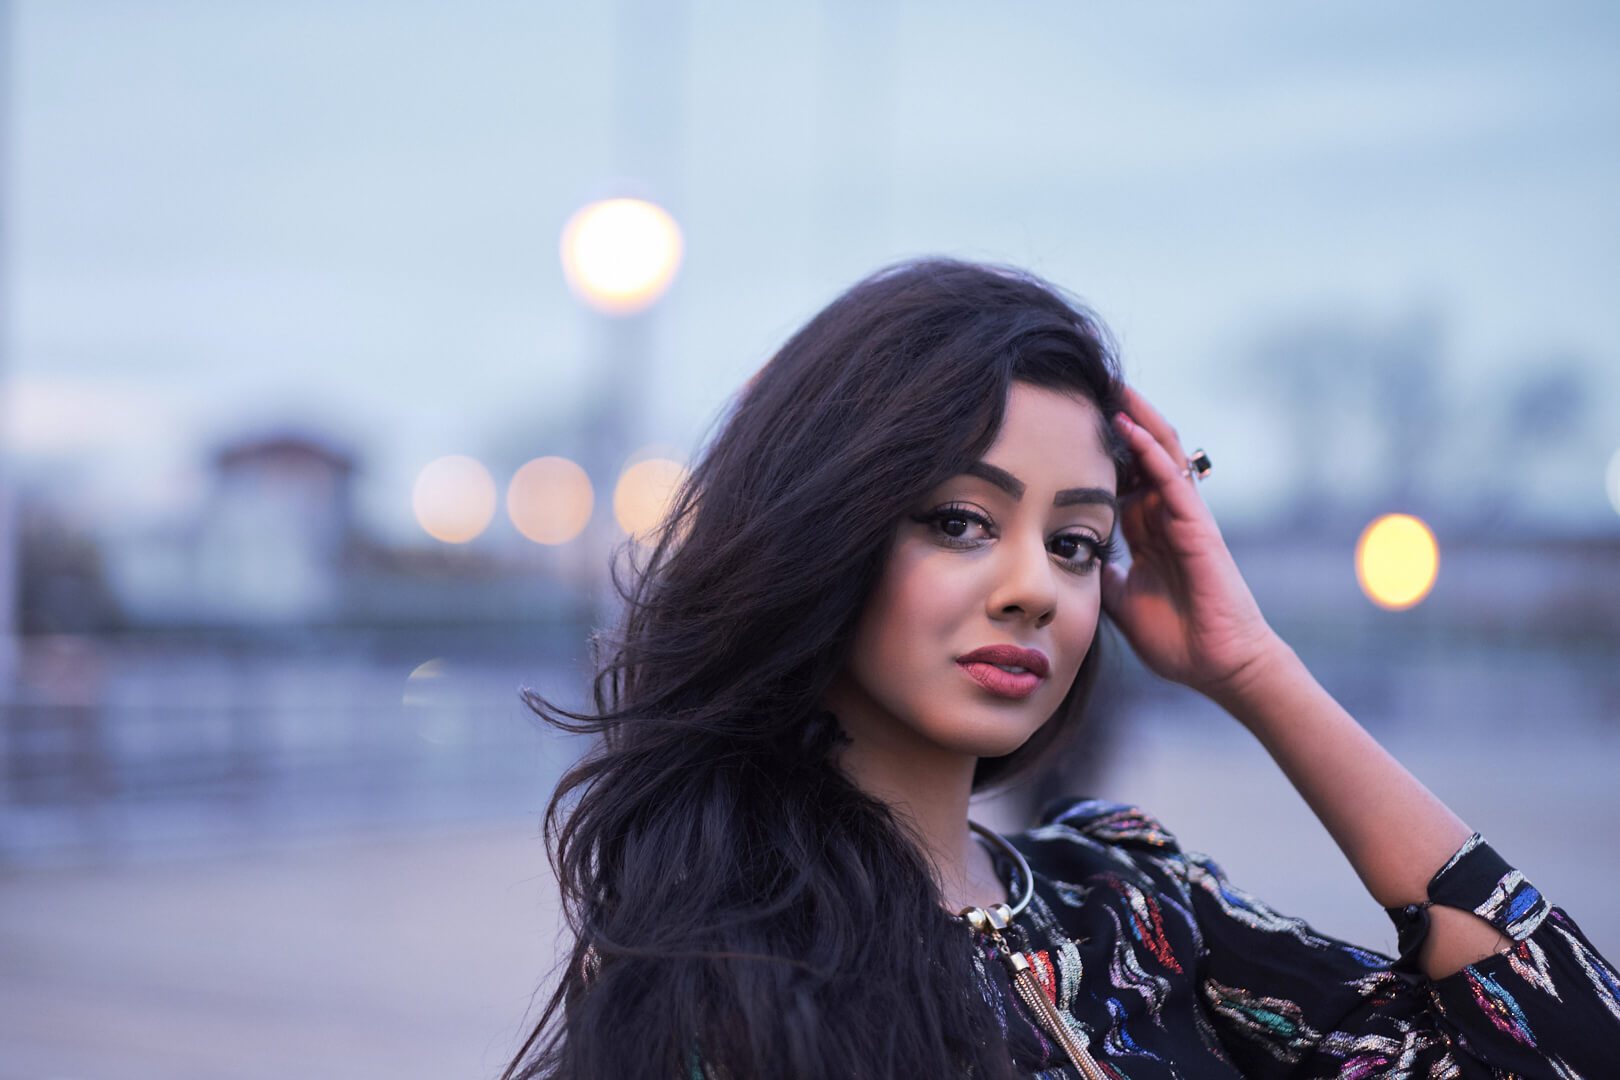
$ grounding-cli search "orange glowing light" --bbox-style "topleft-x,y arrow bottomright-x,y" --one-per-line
559,198 -> 683,315
507,456 -> 594,544
613,457 -> 687,539
1355,513 -> 1439,610
412,455 -> 497,544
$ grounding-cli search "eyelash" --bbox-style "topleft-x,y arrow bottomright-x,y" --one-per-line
909,504 -> 1122,573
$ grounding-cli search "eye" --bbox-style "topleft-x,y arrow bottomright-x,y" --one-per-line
1049,533 -> 1098,566
1049,531 -> 1120,573
911,504 -> 993,547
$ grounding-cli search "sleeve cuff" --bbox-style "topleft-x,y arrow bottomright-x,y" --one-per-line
1384,833 -> 1551,973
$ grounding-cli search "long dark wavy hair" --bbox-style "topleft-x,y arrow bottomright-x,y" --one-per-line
504,259 -> 1130,1080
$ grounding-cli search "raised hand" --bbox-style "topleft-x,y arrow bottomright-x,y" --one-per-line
1104,387 -> 1523,982
1102,386 -> 1280,704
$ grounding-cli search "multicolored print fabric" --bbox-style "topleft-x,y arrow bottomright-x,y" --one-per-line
967,799 -> 1620,1078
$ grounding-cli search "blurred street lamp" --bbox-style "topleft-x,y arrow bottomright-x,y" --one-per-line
560,198 -> 684,316
560,195 -> 685,622
1355,513 -> 1439,610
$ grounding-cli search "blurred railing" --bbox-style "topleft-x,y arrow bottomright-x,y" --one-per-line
0,625 -> 593,865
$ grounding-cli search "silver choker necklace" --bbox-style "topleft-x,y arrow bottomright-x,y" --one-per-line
959,819 -> 1034,921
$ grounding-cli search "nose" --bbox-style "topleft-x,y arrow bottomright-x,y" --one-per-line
986,532 -> 1057,629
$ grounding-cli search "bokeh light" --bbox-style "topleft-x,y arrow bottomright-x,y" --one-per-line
613,457 -> 688,539
507,456 -> 594,544
1355,513 -> 1439,610
402,658 -> 464,746
412,455 -> 497,544
559,198 -> 683,315
1606,447 -> 1620,516
401,658 -> 445,707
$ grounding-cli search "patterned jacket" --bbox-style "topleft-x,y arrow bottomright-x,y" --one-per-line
972,799 -> 1620,1078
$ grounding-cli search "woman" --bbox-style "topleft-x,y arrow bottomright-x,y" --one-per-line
504,259 -> 1618,1079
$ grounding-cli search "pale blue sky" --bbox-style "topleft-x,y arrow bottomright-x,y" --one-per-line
10,1 -> 1620,542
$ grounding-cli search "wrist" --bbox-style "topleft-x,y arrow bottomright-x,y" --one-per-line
1202,634 -> 1301,722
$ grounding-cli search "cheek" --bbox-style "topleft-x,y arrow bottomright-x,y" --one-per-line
855,551 -> 962,667
846,547 -> 977,712
1051,587 -> 1104,685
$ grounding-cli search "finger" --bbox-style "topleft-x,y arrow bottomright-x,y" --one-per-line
1101,559 -> 1128,619
1115,486 -> 1156,548
1111,411 -> 1205,522
1120,385 -> 1191,472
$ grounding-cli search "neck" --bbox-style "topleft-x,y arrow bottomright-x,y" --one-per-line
824,700 -> 1007,914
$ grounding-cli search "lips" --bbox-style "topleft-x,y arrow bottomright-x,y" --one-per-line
955,644 -> 1050,700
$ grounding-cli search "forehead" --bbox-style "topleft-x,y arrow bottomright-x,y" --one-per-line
981,385 -> 1114,483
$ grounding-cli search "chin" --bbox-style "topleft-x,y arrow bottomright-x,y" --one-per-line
942,715 -> 1049,760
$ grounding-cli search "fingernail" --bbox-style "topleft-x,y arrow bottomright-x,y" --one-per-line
1112,412 -> 1132,430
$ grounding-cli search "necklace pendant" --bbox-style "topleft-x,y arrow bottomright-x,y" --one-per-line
963,907 -> 1109,1080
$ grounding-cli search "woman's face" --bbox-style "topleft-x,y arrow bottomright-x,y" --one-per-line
826,382 -> 1119,764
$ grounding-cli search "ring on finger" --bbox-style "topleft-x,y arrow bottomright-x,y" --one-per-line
1180,449 -> 1212,482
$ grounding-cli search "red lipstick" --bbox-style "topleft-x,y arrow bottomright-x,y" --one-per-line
955,645 -> 1050,700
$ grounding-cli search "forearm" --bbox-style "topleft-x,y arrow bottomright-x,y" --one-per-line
1207,638 -> 1513,978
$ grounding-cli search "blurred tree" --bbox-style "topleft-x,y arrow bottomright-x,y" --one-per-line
1252,307 -> 1444,529
1474,359 -> 1596,528
1377,308 -> 1444,507
1506,361 -> 1588,439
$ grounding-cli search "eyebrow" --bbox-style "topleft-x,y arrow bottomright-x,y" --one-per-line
965,461 -> 1118,514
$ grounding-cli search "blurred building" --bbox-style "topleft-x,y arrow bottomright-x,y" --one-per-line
203,434 -> 357,622
106,431 -> 356,626
86,428 -> 586,632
